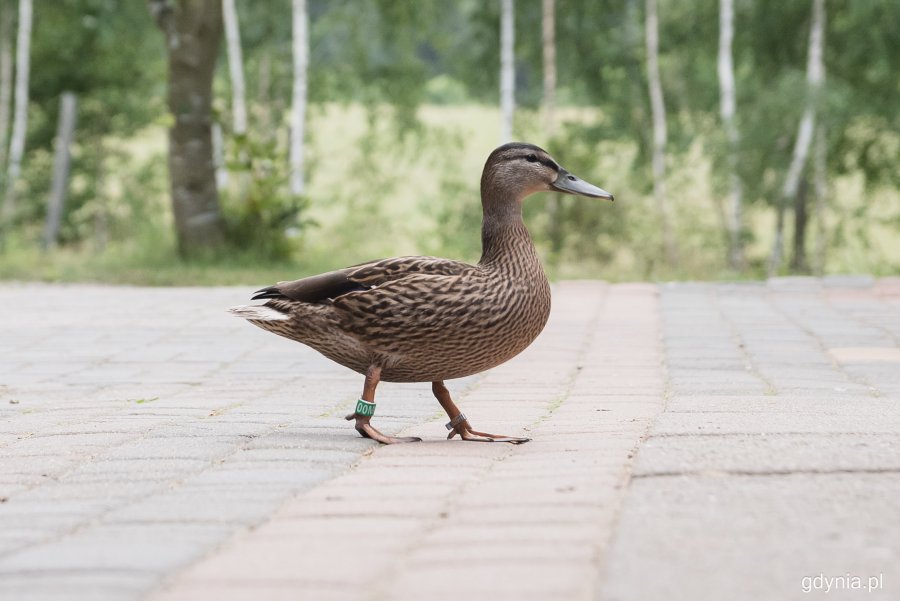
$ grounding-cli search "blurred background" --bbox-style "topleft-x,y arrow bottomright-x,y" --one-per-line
0,0 -> 896,285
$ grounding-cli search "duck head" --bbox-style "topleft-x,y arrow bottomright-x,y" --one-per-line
480,143 -> 614,207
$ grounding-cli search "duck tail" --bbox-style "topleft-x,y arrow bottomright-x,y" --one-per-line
251,286 -> 285,301
228,304 -> 291,321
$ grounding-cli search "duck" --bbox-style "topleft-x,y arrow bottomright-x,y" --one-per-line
230,142 -> 613,444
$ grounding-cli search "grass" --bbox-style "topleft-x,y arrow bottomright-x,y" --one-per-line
0,238 -> 779,286
0,243 -> 314,287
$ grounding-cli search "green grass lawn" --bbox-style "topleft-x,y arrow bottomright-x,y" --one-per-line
0,244 -> 303,287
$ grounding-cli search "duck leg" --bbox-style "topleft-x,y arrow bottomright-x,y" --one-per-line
345,366 -> 422,444
431,381 -> 531,444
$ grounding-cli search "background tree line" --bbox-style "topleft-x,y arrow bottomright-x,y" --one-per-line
0,0 -> 896,282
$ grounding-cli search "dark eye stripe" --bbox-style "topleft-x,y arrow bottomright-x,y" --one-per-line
511,153 -> 558,171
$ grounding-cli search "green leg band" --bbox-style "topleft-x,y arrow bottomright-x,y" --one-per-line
355,398 -> 376,417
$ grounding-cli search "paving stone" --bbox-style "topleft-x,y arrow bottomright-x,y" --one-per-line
597,473 -> 900,601
597,279 -> 900,601
3,280 -> 898,601
152,282 -> 664,601
633,432 -> 900,475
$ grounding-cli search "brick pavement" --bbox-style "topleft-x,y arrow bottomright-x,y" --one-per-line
1,278 -> 898,601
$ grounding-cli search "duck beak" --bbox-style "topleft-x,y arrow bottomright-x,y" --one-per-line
551,169 -> 614,201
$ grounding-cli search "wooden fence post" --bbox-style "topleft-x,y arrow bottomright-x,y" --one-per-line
42,92 -> 77,250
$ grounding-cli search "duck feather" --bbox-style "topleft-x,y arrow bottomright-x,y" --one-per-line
252,256 -> 475,303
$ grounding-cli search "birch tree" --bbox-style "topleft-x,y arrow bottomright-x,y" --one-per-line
0,1 -> 14,172
499,0 -> 515,143
289,0 -> 308,196
645,0 -> 677,264
718,0 -> 743,270
812,123 -> 827,274
222,0 -> 247,137
768,0 -> 824,276
1,0 -> 31,224
212,122 -> 227,189
149,0 -> 225,257
220,0 -> 247,190
542,0 -> 566,255
541,0 -> 556,137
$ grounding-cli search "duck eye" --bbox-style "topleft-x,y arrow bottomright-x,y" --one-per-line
526,154 -> 538,163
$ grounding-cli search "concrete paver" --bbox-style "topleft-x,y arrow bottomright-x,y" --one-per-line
0,284 -> 447,600
1,278 -> 898,601
144,282 -> 662,601
597,279 -> 900,601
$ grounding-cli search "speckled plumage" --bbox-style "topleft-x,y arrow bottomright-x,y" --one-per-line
231,143 -> 611,384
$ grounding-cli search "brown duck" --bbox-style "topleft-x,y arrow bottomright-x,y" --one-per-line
231,143 -> 613,444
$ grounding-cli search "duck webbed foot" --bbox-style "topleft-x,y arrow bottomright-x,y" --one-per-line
345,366 -> 421,445
431,381 -> 531,445
344,412 -> 422,444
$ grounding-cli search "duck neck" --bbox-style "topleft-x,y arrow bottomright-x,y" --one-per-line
478,193 -> 536,270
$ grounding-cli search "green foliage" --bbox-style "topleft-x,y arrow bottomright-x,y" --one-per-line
1,0 -> 898,281
29,0 -> 163,144
424,75 -> 470,106
220,130 -> 311,261
7,0 -> 163,247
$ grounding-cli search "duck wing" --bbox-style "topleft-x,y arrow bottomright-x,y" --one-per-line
251,256 -> 477,304
329,267 -> 484,353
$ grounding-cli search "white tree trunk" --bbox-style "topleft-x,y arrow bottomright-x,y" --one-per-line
541,0 -> 556,138
718,0 -> 743,270
645,0 -> 676,264
289,0 -> 308,196
542,0 -> 564,255
0,2 -> 15,172
769,0 -> 824,276
222,0 -> 246,136
813,123 -> 827,275
212,121 -> 228,189
42,92 -> 76,249
499,0 -> 515,143
1,0 -> 31,223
